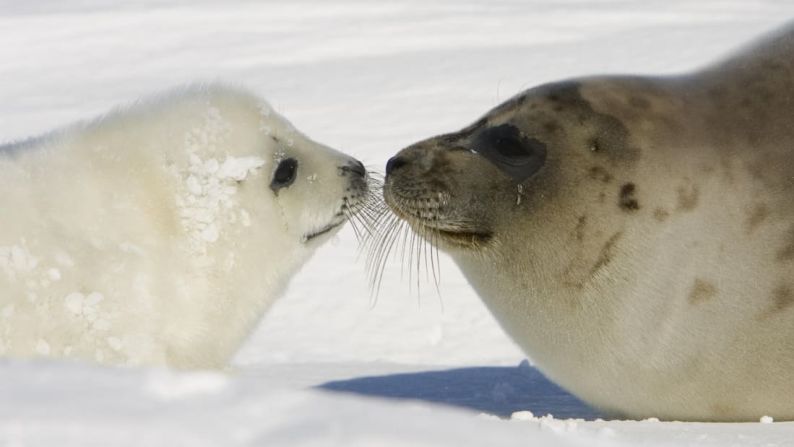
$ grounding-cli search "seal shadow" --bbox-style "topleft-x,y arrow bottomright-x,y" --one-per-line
317,361 -> 603,419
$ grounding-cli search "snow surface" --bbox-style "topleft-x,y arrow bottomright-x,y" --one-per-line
3,0 -> 794,445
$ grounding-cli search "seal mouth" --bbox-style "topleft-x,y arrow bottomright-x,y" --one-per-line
303,191 -> 372,243
303,166 -> 376,244
431,227 -> 493,247
303,213 -> 346,243
383,193 -> 492,249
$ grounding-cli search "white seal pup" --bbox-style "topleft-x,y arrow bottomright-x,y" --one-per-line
0,84 -> 370,369
383,24 -> 794,421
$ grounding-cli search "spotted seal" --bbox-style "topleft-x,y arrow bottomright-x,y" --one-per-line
383,24 -> 794,421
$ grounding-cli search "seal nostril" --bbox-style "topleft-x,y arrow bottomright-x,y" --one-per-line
341,160 -> 366,177
350,159 -> 366,177
386,156 -> 408,175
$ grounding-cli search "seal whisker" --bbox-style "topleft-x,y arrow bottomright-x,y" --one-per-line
372,217 -> 406,302
366,211 -> 405,299
430,225 -> 442,291
348,204 -> 379,242
343,208 -> 365,243
403,223 -> 414,283
413,224 -> 423,301
369,215 -> 399,282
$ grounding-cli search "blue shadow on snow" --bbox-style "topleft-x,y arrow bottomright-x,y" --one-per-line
318,361 -> 603,419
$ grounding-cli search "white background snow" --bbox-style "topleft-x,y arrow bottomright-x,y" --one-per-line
2,0 -> 794,445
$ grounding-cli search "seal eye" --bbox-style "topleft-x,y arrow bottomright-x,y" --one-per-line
472,124 -> 547,183
494,135 -> 533,160
271,158 -> 298,193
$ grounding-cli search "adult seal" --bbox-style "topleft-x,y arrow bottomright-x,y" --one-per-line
0,84 -> 371,369
383,24 -> 794,421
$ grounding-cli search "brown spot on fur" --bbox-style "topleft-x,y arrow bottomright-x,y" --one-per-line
759,285 -> 794,320
574,215 -> 587,242
588,166 -> 612,183
653,208 -> 669,222
589,231 -> 623,276
745,203 -> 769,234
777,226 -> 794,262
676,184 -> 699,211
538,82 -> 639,163
688,279 -> 717,305
619,183 -> 639,211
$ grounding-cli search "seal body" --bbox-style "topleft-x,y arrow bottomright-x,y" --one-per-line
0,84 -> 369,369
383,25 -> 794,421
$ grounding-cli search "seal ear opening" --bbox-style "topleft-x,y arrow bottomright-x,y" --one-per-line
471,124 -> 546,183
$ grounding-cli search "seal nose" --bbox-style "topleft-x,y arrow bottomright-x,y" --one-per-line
341,159 -> 366,177
385,156 -> 408,175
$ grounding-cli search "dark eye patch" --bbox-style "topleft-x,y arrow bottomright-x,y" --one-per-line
270,157 -> 298,193
471,124 -> 547,182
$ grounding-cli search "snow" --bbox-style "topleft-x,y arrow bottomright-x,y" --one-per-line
178,153 -> 265,247
175,105 -> 267,252
3,0 -> 794,445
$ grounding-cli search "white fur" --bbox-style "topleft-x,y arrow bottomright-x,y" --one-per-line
0,84 -> 361,369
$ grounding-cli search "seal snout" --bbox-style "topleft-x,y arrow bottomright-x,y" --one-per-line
340,159 -> 367,178
340,158 -> 370,201
304,158 -> 370,244
383,140 -> 493,249
385,155 -> 408,175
